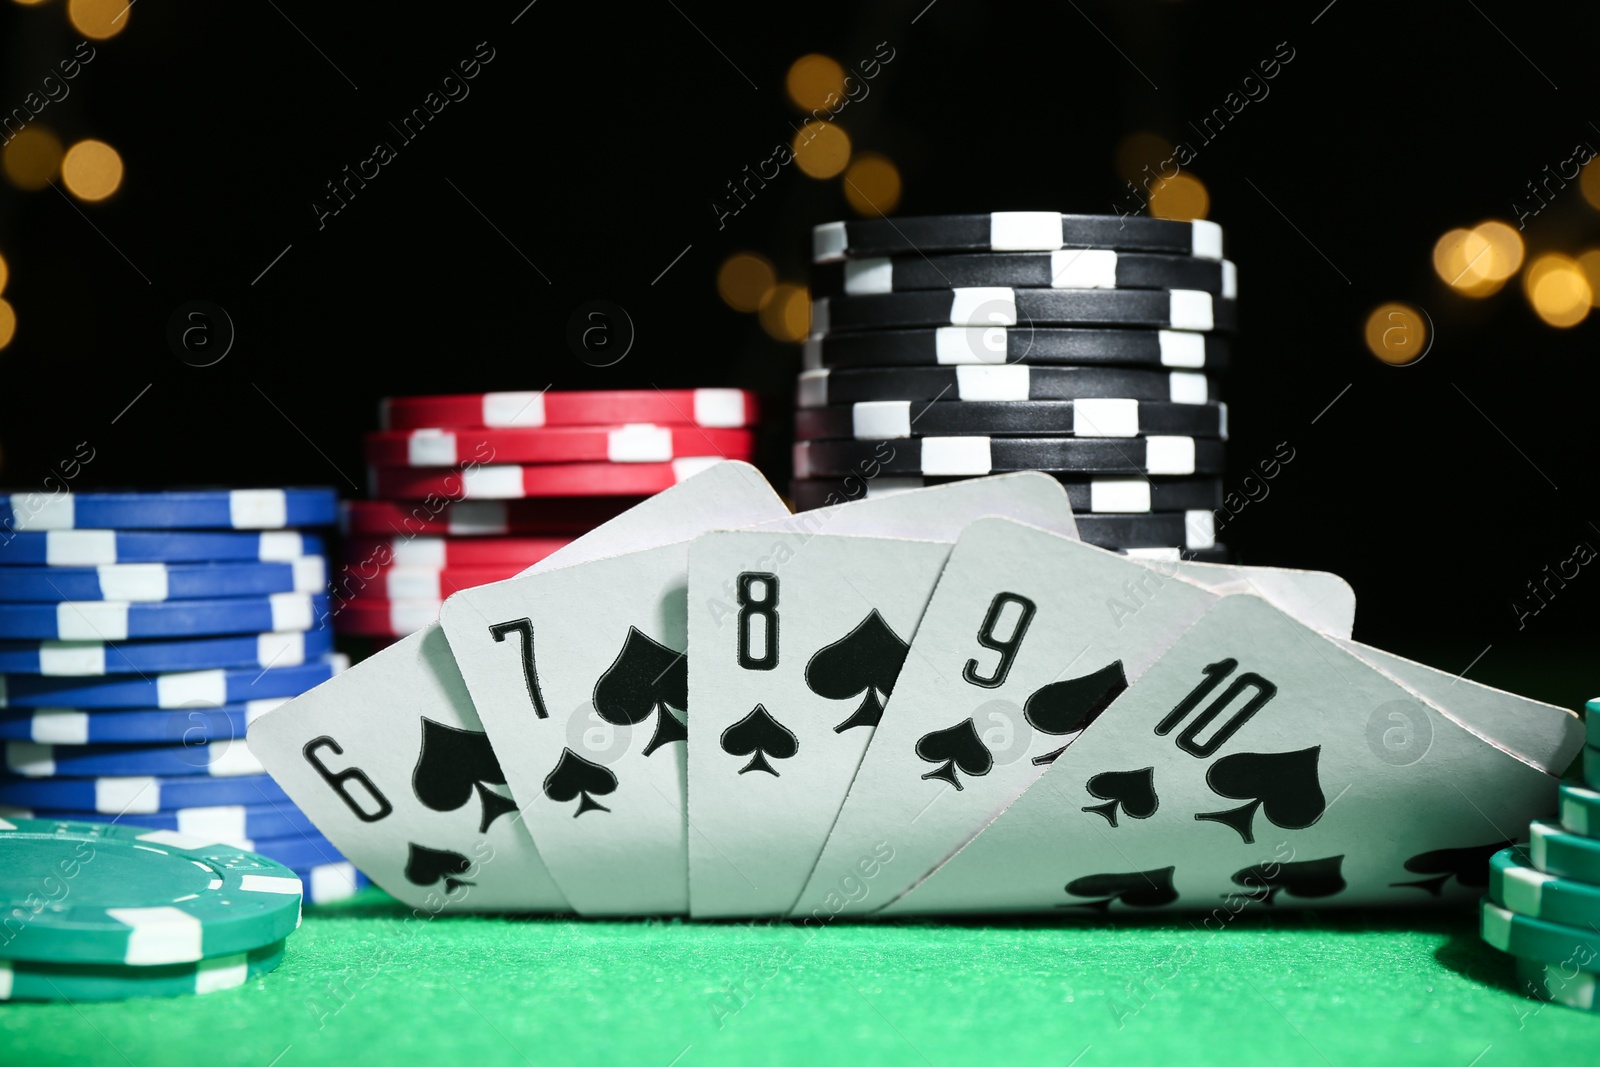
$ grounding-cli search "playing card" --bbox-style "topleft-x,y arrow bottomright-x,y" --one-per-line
248,460 -> 783,912
437,472 -> 789,916
883,594 -> 1560,915
686,477 -> 1079,918
1163,561 -> 1355,638
790,517 -> 1222,919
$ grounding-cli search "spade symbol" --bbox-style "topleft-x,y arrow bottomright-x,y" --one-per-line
592,626 -> 688,757
1232,855 -> 1347,905
1194,747 -> 1326,844
1060,867 -> 1178,911
542,748 -> 618,817
411,718 -> 517,833
914,718 -> 992,791
405,842 -> 475,893
1023,660 -> 1127,764
720,704 -> 799,776
1389,840 -> 1512,897
1080,767 -> 1158,827
805,610 -> 909,733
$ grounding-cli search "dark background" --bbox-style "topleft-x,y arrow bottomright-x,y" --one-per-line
0,0 -> 1595,705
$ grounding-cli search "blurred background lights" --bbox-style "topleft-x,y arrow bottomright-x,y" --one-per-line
1576,250 -> 1600,307
792,120 -> 851,179
68,0 -> 129,39
1148,173 -> 1209,221
2,126 -> 63,190
1524,253 -> 1591,327
61,139 -> 123,201
1364,302 -> 1429,365
0,298 -> 15,352
842,152 -> 901,216
1582,157 -> 1600,211
716,253 -> 776,313
0,252 -> 9,295
758,283 -> 810,342
1432,221 -> 1523,297
1114,131 -> 1174,180
786,54 -> 846,112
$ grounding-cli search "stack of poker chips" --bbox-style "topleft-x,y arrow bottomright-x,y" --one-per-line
339,389 -> 761,639
1481,699 -> 1600,1011
792,212 -> 1233,560
0,488 -> 365,904
0,816 -> 302,1001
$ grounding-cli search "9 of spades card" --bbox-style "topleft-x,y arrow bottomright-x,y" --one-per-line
882,594 -> 1564,916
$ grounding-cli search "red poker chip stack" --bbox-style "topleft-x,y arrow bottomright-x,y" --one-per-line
334,389 -> 761,640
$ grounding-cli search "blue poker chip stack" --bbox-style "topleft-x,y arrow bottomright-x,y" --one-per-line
793,212 -> 1233,562
0,488 -> 367,904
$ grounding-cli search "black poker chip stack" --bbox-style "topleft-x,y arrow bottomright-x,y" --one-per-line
790,211 -> 1233,561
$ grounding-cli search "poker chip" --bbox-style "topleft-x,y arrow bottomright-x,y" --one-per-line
803,328 -> 1230,371
1558,780 -> 1600,837
810,251 -> 1237,298
1528,819 -> 1600,883
342,498 -> 634,537
1121,544 -> 1230,563
0,654 -> 349,708
0,557 -> 327,602
814,288 -> 1237,333
0,628 -> 335,676
345,535 -> 571,567
364,425 -> 756,467
6,738 -> 265,779
378,388 -> 759,431
0,530 -> 326,566
369,458 -> 729,501
243,830 -> 340,871
793,437 -> 1225,478
788,475 -> 1224,514
1481,898 -> 1600,974
1587,745 -> 1600,790
294,862 -> 369,905
349,565 -> 523,601
1489,846 -> 1600,929
1516,956 -> 1600,1011
1075,512 -> 1215,551
0,801 -> 316,841
0,938 -> 286,1001
333,599 -> 443,637
0,592 -> 331,640
0,701 -> 279,745
0,772 -> 289,813
0,488 -> 338,532
812,214 -> 1224,261
0,815 -> 302,965
794,399 -> 1228,441
797,367 -> 1215,407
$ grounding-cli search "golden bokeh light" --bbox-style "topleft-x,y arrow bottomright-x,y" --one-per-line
842,153 -> 901,216
1432,226 -> 1519,297
0,252 -> 9,296
786,54 -> 846,112
793,121 -> 851,179
1524,253 -> 1591,327
68,0 -> 129,38
0,298 -> 15,351
716,253 -> 776,313
759,283 -> 810,342
1148,173 -> 1209,221
1582,158 -> 1600,211
1363,303 -> 1429,366
1115,131 -> 1174,181
13,0 -> 53,6
1576,250 -> 1600,306
61,139 -> 123,201
2,126 -> 62,191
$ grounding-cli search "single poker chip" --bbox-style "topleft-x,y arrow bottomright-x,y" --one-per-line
0,801 -> 316,842
0,699 -> 286,746
1559,780 -> 1600,837
0,530 -> 326,566
0,815 -> 302,965
244,831 -> 341,872
345,535 -> 571,568
333,599 -> 441,638
0,488 -> 338,532
798,367 -> 1215,408
342,498 -> 634,537
369,458 -> 729,501
803,327 -> 1230,372
1528,819 -> 1600,883
6,738 -> 265,779
1076,511 -> 1216,551
378,388 -> 759,431
0,593 -> 331,641
1516,956 -> 1600,1011
788,475 -> 1224,515
294,862 -> 369,905
0,629 -> 335,676
0,937 -> 286,1001
1490,846 -> 1600,929
0,654 -> 349,709
0,558 -> 327,603
794,436 -> 1224,478
0,772 -> 289,813
812,251 -> 1237,298
364,425 -> 756,468
1481,898 -> 1600,974
813,214 -> 1224,261
794,399 -> 1228,441
342,565 -> 522,601
815,289 -> 1237,334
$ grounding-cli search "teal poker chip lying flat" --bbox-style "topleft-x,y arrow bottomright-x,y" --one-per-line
1529,820 -> 1600,883
1481,899 -> 1600,973
1489,846 -> 1600,928
0,816 -> 301,965
0,938 -> 285,1001
1516,956 -> 1600,1011
0,653 -> 347,708
1559,780 -> 1600,838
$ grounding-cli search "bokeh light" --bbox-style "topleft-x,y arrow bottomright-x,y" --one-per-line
0,298 -> 15,351
1582,158 -> 1600,211
61,139 -> 123,201
1576,250 -> 1600,306
759,284 -> 810,342
716,253 -> 776,313
13,0 -> 53,6
1524,253 -> 1591,327
1115,131 -> 1174,181
68,0 -> 129,39
1432,222 -> 1523,297
1363,302 -> 1429,366
786,55 -> 846,112
0,252 -> 9,296
2,127 -> 63,191
1148,173 -> 1209,221
842,153 -> 901,216
792,121 -> 851,179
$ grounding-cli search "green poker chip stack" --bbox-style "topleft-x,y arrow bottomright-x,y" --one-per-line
0,815 -> 301,1001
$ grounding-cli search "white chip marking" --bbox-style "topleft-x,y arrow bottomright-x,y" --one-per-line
692,389 -> 748,428
844,258 -> 893,295
483,392 -> 546,427
229,491 -> 288,530
671,457 -> 724,482
391,601 -> 442,634
919,437 -> 993,476
1073,398 -> 1138,437
6,742 -> 55,778
460,466 -> 526,499
607,424 -> 672,463
291,556 -> 326,593
1049,249 -> 1118,288
30,710 -> 89,745
1167,290 -> 1214,331
1168,372 -> 1210,405
801,339 -> 823,371
94,563 -> 170,602
1562,795 -> 1593,836
851,402 -> 913,439
156,670 -> 227,709
1089,479 -> 1151,514
240,873 -> 304,897
1124,547 -> 1181,561
796,370 -> 830,409
863,478 -> 923,498
1500,862 -> 1551,918
1144,437 -> 1197,475
386,568 -> 443,600
389,538 -> 445,568
257,532 -> 305,562
175,806 -> 248,840
811,297 -> 832,335
934,326 -> 1008,365
990,212 -> 1062,251
0,960 -> 12,1000
39,641 -> 107,676
10,494 -> 75,531
407,429 -> 459,467
1184,510 -> 1216,550
1191,220 -> 1224,260
244,697 -> 289,725
307,862 -> 359,904
98,776 -> 160,813
268,594 -> 314,633
195,953 -> 251,994
1218,402 -> 1230,441
1156,331 -> 1206,369
813,220 -> 847,261
955,365 -> 1030,401
949,287 -> 1016,326
207,738 -> 266,776
1222,260 -> 1238,299
56,601 -> 129,641
1480,901 -> 1512,951
47,530 -> 115,565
